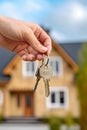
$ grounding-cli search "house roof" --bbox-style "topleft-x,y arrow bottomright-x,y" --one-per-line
0,41 -> 83,82
0,47 -> 15,82
59,42 -> 82,63
52,40 -> 78,72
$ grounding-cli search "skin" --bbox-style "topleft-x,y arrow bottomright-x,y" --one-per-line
0,15 -> 52,61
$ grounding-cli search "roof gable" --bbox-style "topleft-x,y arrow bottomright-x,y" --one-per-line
0,40 -> 83,81
59,43 -> 82,63
0,47 -> 15,81
52,40 -> 78,72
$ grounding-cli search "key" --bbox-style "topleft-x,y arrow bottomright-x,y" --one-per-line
33,55 -> 45,92
40,65 -> 53,79
40,56 -> 53,97
33,54 -> 53,97
43,78 -> 50,97
33,54 -> 47,92
33,67 -> 41,92
42,65 -> 52,97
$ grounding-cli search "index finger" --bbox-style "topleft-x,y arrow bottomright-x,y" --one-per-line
23,22 -> 52,55
35,26 -> 52,55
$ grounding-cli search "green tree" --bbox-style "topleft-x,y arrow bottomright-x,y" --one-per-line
76,43 -> 87,130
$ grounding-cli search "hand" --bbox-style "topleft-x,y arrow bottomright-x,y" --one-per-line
0,15 -> 52,61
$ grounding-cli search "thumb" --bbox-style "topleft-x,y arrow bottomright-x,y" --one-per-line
23,29 -> 48,53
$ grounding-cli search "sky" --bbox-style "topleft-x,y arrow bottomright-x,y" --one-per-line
0,0 -> 87,43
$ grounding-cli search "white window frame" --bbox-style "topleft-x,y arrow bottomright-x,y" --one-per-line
46,87 -> 69,109
0,91 -> 4,106
22,60 -> 37,77
49,56 -> 63,76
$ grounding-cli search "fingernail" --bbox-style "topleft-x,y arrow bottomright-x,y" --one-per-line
41,47 -> 48,52
30,56 -> 35,61
22,55 -> 27,60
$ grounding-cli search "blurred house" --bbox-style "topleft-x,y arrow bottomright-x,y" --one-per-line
0,40 -> 81,119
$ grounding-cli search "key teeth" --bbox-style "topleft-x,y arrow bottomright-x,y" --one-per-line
33,89 -> 36,92
46,92 -> 50,97
33,78 -> 40,92
33,87 -> 36,92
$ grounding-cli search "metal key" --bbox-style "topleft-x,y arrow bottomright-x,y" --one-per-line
33,56 -> 45,92
33,67 -> 41,92
40,56 -> 53,97
43,78 -> 50,97
42,65 -> 52,97
33,55 -> 53,97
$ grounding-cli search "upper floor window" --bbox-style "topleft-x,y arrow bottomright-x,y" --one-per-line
46,87 -> 69,109
49,57 -> 63,76
22,61 -> 37,77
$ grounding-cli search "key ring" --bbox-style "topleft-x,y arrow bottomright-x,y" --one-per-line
40,54 -> 49,68
40,55 -> 44,68
45,57 -> 49,66
43,54 -> 49,66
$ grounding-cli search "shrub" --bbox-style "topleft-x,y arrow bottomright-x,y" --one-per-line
49,116 -> 61,130
63,113 -> 75,126
0,113 -> 4,123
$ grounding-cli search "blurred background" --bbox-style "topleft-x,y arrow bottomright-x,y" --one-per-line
0,0 -> 87,43
0,0 -> 87,130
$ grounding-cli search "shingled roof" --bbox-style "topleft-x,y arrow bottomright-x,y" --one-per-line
0,42 -> 83,81
0,47 -> 15,81
59,43 -> 82,63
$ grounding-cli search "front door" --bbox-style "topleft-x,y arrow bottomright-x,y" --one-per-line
24,92 -> 34,116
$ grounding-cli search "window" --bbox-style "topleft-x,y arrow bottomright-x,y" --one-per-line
49,57 -> 63,76
51,92 -> 55,103
0,91 -> 4,106
46,87 -> 69,109
22,61 -> 37,77
60,91 -> 65,104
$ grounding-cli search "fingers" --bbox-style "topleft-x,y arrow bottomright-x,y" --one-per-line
44,37 -> 52,55
21,53 -> 43,61
28,46 -> 43,61
35,26 -> 52,55
36,54 -> 43,61
24,22 -> 52,55
23,28 -> 48,54
22,54 -> 36,61
17,45 -> 43,61
0,17 -> 52,61
20,52 -> 42,61
17,48 -> 36,61
12,42 -> 28,53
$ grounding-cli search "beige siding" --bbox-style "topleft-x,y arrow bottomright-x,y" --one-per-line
2,47 -> 80,118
